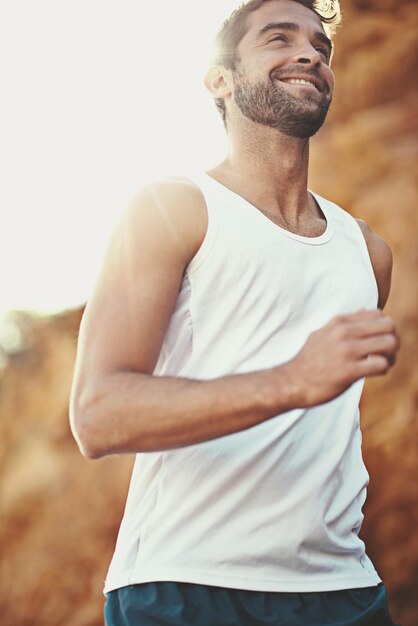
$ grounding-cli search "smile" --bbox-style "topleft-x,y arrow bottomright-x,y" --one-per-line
278,77 -> 321,92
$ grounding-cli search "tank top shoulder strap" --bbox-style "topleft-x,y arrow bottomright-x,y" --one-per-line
315,193 -> 378,299
184,172 -> 220,275
185,172 -> 223,209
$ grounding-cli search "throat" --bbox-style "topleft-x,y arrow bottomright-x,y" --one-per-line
259,202 -> 327,238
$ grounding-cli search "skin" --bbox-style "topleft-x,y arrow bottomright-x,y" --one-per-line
70,0 -> 399,458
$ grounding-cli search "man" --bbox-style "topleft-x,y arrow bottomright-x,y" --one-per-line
70,1 -> 400,624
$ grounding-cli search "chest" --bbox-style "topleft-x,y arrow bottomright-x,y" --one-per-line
202,218 -> 377,321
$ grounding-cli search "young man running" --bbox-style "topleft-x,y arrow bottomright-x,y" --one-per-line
70,1 -> 400,624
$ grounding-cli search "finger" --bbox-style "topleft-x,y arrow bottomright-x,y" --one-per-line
353,333 -> 399,359
344,317 -> 396,340
342,309 -> 384,323
356,354 -> 390,378
329,309 -> 385,329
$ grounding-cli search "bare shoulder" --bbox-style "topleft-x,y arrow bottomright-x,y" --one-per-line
74,176 -> 208,379
141,175 -> 206,213
356,219 -> 393,309
120,176 -> 208,266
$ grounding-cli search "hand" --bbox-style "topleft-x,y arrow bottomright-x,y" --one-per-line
284,309 -> 400,407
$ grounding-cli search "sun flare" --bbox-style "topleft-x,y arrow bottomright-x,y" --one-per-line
0,1 -> 241,319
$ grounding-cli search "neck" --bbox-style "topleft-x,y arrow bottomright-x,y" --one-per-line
210,119 -> 312,220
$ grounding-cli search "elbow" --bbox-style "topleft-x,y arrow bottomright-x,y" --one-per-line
77,432 -> 104,460
70,408 -> 104,460
69,389 -> 107,460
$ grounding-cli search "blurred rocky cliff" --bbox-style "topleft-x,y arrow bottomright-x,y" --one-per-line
1,1 -> 417,625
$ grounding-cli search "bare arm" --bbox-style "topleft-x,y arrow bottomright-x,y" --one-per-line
70,181 -> 399,458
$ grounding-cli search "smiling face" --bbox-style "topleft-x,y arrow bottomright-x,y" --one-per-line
229,0 -> 335,138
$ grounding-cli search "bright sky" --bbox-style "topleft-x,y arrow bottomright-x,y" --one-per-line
0,1 -> 240,320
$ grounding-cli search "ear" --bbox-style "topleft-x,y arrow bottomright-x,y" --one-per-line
204,64 -> 233,100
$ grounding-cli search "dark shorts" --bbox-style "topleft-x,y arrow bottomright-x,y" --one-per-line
104,581 -> 399,626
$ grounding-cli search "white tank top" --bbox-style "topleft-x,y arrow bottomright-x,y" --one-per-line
104,173 -> 381,594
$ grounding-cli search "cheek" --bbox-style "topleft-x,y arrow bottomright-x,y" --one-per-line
244,50 -> 289,76
265,51 -> 291,72
325,68 -> 335,93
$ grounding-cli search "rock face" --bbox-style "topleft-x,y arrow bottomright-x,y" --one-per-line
0,310 -> 134,626
0,1 -> 417,625
310,4 -> 418,622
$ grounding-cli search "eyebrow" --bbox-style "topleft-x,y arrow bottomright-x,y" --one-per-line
257,21 -> 333,53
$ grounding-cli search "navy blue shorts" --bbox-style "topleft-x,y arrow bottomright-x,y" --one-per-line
104,581 -> 399,626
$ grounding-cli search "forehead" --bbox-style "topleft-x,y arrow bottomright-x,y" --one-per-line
241,0 -> 326,43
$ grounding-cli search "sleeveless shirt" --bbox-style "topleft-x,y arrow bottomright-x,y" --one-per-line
104,173 -> 381,594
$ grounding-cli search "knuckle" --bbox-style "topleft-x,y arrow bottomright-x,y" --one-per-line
386,334 -> 398,350
376,356 -> 390,373
334,325 -> 349,342
326,313 -> 337,326
383,317 -> 395,332
330,315 -> 344,327
364,355 -> 387,375
340,343 -> 353,359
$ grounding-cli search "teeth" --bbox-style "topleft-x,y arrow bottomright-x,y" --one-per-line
287,78 -> 315,87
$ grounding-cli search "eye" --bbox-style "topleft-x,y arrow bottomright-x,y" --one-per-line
269,34 -> 287,43
316,46 -> 331,60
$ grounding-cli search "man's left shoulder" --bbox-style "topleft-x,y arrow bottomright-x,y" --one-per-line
355,219 -> 393,309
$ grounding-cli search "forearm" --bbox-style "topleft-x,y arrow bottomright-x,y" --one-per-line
70,365 -> 298,458
71,310 -> 399,458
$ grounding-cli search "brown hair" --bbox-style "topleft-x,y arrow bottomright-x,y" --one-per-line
212,0 -> 342,124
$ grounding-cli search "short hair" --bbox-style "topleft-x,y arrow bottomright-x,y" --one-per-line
212,0 -> 342,125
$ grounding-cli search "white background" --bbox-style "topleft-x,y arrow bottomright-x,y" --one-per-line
0,1 -> 241,318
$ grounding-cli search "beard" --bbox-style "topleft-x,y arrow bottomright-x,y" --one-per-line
233,65 -> 332,138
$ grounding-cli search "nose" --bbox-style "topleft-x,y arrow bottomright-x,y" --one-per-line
293,44 -> 322,67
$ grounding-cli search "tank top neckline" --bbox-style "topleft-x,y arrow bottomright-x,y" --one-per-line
202,172 -> 334,246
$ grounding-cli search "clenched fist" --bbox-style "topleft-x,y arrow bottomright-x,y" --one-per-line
283,309 -> 400,408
